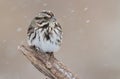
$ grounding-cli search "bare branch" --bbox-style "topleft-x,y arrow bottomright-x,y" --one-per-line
18,42 -> 79,79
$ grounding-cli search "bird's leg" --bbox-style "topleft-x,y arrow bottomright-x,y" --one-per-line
49,52 -> 54,59
30,45 -> 36,50
46,52 -> 54,60
29,45 -> 40,52
45,52 -> 54,69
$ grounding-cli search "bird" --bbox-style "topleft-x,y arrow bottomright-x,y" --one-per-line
27,10 -> 62,56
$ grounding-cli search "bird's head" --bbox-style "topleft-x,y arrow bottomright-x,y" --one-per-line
31,10 -> 56,28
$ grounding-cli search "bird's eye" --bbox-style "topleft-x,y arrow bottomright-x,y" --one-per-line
44,17 -> 48,19
35,17 -> 42,20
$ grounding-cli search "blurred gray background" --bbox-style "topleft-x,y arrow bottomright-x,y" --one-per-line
0,0 -> 120,79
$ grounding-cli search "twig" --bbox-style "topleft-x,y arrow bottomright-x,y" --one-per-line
18,42 -> 79,79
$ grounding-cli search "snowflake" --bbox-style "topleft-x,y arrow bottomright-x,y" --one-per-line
24,16 -> 28,19
43,3 -> 48,7
3,40 -> 7,43
86,20 -> 90,23
16,27 -> 22,32
84,7 -> 88,11
71,10 -> 75,13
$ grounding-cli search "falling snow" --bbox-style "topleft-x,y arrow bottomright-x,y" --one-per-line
3,40 -> 7,43
71,10 -> 75,13
5,61 -> 9,65
24,16 -> 28,19
86,20 -> 90,23
43,3 -> 48,7
84,7 -> 88,11
11,6 -> 17,11
16,27 -> 22,32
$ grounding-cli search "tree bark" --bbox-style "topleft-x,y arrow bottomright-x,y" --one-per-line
18,43 -> 79,79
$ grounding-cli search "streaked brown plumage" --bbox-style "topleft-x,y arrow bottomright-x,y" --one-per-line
27,10 -> 62,54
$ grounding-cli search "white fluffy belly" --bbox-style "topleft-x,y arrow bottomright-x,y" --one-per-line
28,29 -> 60,53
